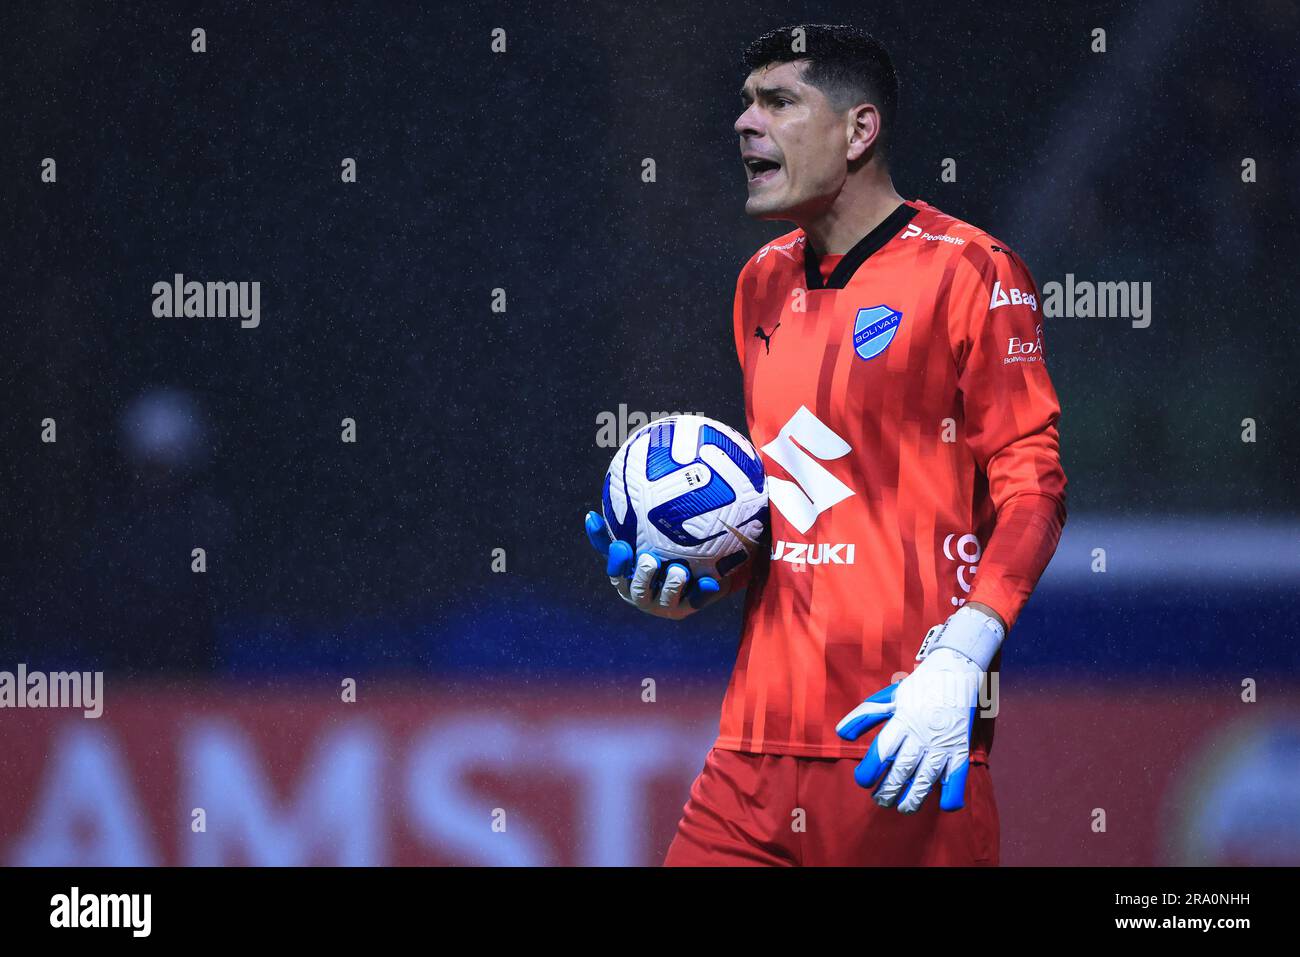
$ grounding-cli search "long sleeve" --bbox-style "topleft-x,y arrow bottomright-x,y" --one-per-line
946,240 -> 1068,629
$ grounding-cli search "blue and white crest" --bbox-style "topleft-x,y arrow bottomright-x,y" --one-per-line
852,305 -> 903,360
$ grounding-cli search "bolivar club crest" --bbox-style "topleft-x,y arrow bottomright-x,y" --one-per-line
852,305 -> 903,360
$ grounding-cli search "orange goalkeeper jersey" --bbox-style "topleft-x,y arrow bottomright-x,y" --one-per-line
718,199 -> 1067,760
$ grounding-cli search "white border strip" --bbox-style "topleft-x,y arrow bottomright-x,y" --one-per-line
1037,515 -> 1300,586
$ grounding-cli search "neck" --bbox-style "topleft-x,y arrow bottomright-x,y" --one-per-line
800,166 -> 905,255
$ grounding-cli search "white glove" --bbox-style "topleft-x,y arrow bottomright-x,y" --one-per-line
584,511 -> 724,620
835,605 -> 1004,813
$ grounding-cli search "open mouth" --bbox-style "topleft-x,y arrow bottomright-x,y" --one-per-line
744,157 -> 782,185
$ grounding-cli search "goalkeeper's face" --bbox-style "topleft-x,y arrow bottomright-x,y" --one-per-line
736,60 -> 853,222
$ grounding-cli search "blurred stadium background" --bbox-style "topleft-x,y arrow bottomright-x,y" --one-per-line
1,1 -> 1298,865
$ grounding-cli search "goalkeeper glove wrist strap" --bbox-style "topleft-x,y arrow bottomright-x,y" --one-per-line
918,605 -> 1006,671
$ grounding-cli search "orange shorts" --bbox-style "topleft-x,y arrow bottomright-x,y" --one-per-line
664,747 -> 999,866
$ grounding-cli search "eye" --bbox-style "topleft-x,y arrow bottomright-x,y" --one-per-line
773,98 -> 792,108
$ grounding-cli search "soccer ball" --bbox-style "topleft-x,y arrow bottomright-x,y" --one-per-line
602,415 -> 768,583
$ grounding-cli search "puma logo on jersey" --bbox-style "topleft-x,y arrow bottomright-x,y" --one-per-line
754,322 -> 780,353
771,541 -> 856,565
760,406 -> 854,534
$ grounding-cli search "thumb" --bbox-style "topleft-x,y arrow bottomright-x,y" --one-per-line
835,684 -> 898,740
584,511 -> 611,557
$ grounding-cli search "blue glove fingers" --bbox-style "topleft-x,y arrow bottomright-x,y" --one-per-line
686,575 -> 722,610
940,759 -> 969,812
854,736 -> 892,790
585,511 -> 636,577
834,684 -> 898,741
584,510 -> 611,557
588,508 -> 729,615
606,540 -> 634,578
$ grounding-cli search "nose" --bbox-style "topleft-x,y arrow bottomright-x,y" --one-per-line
734,102 -> 763,138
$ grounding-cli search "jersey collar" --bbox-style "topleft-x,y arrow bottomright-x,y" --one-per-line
803,202 -> 920,291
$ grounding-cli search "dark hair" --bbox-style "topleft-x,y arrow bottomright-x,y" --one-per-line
743,24 -> 899,151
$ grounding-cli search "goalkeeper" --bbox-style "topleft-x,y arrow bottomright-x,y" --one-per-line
587,24 -> 1066,866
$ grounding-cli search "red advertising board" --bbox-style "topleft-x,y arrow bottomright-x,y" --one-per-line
1,680 -> 1295,866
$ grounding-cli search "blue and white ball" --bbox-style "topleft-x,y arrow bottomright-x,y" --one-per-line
602,415 -> 768,583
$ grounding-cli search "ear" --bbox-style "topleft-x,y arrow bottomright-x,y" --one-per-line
846,103 -> 882,162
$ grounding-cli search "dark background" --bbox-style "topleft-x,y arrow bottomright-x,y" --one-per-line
2,0 -> 1297,683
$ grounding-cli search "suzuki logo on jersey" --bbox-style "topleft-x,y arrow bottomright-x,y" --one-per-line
852,305 -> 903,361
760,407 -> 857,566
760,406 -> 854,534
989,279 -> 1038,312
771,541 -> 856,565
